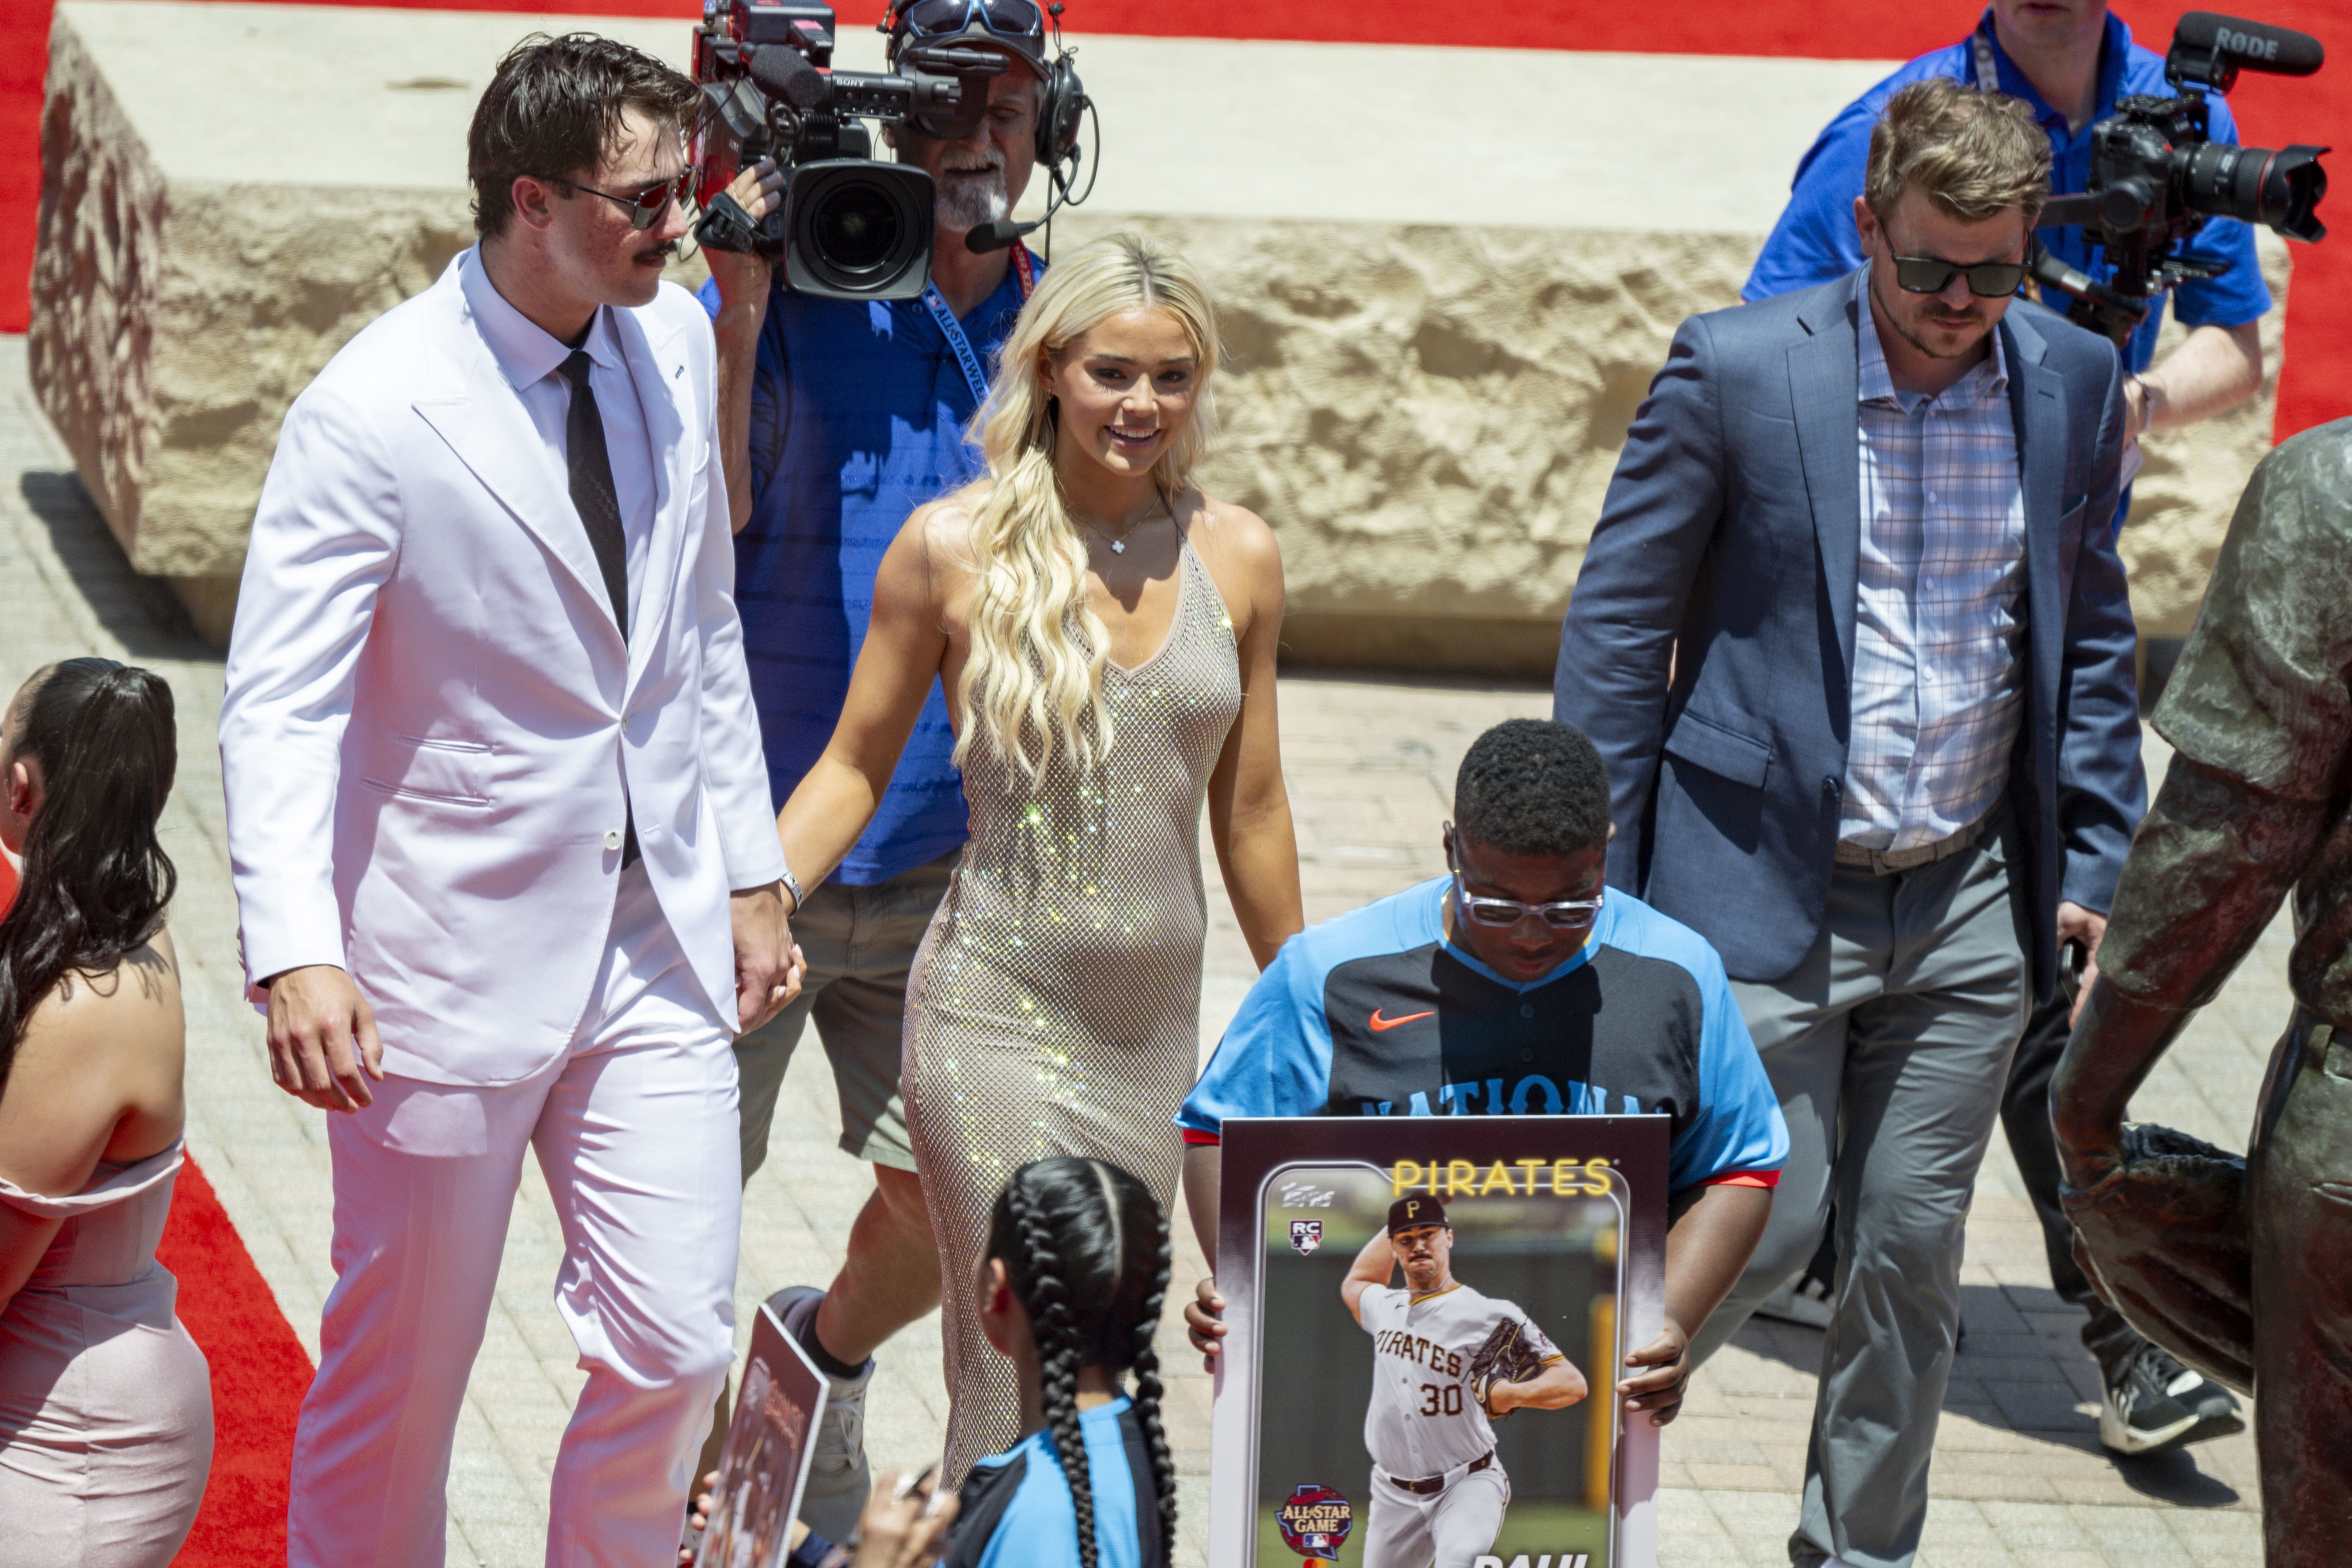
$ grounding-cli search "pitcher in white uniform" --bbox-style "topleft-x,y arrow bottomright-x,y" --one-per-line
1342,1197 -> 1589,1568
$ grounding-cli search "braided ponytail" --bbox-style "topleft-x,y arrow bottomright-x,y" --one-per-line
1008,1168 -> 1101,1568
1123,1191 -> 1179,1566
984,1158 -> 1181,1568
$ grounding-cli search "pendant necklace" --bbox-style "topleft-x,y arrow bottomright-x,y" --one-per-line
1070,492 -> 1170,554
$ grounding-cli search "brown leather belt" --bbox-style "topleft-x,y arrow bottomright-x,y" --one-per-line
1391,1451 -> 1492,1496
1833,810 -> 1993,875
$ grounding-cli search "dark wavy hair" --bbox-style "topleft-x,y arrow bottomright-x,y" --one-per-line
467,32 -> 700,238
983,1158 -> 1177,1568
0,659 -> 178,1088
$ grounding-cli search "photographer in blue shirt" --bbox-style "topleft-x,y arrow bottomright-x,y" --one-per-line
1751,0 -> 2269,469
695,0 -> 1061,1535
1742,0 -> 2261,1460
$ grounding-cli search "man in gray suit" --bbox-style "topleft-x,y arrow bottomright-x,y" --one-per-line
1555,79 -> 2142,1568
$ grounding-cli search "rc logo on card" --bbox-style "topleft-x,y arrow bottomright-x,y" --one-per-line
1289,1219 -> 1324,1255
1276,1483 -> 1353,1559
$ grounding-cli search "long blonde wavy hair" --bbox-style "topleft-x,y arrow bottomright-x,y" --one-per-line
950,233 -> 1222,782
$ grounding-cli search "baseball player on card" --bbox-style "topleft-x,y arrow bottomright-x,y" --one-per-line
1345,1195 -> 1588,1568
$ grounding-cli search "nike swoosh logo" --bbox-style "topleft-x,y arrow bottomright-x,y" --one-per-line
1368,1009 -> 1436,1032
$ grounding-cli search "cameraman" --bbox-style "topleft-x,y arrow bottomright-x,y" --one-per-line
694,0 -> 1057,1537
1751,0 -> 2266,457
1741,0 -> 2261,1461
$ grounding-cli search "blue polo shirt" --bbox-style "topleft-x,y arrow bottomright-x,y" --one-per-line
1745,9 -> 2271,377
1178,878 -> 1788,1194
698,265 -> 1032,884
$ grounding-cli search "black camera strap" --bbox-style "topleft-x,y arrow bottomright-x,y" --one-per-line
921,240 -> 1036,406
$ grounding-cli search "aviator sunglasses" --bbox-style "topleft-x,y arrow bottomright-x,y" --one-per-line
539,170 -> 695,230
1888,253 -> 2029,298
1444,822 -> 1605,931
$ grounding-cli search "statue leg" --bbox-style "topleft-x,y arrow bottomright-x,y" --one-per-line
2248,1011 -> 2352,1568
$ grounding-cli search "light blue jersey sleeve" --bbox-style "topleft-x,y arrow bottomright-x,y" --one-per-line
1176,932 -> 1334,1140
1668,944 -> 1790,1191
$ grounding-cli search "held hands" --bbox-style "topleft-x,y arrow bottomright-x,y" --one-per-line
1616,1314 -> 1694,1427
1184,1275 -> 1227,1372
265,964 -> 385,1112
732,881 -> 802,1034
681,1466 -> 956,1568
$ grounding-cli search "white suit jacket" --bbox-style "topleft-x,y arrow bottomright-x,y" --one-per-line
220,247 -> 788,1086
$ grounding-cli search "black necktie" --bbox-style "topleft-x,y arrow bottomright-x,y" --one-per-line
560,347 -> 639,866
560,349 -> 631,642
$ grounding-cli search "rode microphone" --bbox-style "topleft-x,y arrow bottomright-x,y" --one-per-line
2169,12 -> 2325,91
747,44 -> 829,110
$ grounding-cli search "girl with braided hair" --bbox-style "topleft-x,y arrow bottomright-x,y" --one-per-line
686,1157 -> 1175,1568
943,1156 -> 1178,1568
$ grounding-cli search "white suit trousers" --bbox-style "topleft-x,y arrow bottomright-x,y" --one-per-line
287,864 -> 742,1568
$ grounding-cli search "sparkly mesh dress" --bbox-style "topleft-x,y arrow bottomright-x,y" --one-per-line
906,537 -> 1240,1479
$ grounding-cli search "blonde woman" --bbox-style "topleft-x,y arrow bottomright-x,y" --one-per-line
773,234 -> 1302,1476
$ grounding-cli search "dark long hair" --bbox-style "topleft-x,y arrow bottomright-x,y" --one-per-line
0,658 -> 178,1088
983,1158 -> 1178,1568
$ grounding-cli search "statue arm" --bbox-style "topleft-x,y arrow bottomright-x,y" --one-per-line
2052,752 -> 2331,1189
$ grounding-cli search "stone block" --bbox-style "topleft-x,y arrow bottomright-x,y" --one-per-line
30,2 -> 2289,662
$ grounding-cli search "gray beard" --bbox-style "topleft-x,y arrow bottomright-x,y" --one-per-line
936,167 -> 1010,231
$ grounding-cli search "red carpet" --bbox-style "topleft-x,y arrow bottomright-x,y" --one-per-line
155,1154 -> 314,1565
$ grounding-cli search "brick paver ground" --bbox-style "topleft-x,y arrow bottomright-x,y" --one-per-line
0,335 -> 2282,1566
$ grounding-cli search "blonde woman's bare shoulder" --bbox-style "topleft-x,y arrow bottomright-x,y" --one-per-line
1184,491 -> 1283,576
903,486 -> 986,565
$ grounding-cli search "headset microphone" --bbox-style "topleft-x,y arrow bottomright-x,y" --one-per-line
966,217 -> 1046,254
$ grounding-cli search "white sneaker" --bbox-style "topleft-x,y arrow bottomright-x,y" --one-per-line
1753,1274 -> 1836,1330
769,1286 -> 875,1544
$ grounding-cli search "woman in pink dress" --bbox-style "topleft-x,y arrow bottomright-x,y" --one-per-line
0,657 -> 211,1566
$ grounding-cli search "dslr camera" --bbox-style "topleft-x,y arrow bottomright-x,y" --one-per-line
690,0 -> 1007,299
2032,10 -> 2328,347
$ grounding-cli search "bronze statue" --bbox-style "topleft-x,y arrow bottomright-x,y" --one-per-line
2053,417 -> 2352,1566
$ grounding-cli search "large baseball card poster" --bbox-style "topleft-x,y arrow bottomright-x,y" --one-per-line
1211,1117 -> 1670,1568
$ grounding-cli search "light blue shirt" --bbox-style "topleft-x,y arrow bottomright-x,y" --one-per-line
1840,265 -> 2027,853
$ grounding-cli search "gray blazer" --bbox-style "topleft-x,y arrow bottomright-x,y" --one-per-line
1553,269 -> 2144,1001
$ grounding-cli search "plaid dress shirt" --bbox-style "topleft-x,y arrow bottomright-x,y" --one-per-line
1840,265 -> 2028,852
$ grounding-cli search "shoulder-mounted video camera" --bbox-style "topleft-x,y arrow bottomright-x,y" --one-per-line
2030,11 -> 2328,347
690,0 -> 1093,300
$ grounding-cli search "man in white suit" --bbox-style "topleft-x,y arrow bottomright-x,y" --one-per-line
217,35 -> 797,1566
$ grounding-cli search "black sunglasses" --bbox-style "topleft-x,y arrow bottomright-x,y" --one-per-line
1890,254 -> 2029,298
540,171 -> 693,230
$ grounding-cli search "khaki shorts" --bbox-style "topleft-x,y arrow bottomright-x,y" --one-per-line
733,851 -> 956,1179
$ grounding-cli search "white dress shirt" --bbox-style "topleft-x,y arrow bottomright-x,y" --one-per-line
459,257 -> 654,627
1840,264 -> 2029,852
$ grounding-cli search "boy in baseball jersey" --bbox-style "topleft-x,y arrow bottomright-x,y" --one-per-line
1347,1196 -> 1586,1568
1183,721 -> 1788,1427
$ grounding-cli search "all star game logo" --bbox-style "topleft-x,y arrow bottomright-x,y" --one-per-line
1289,1219 -> 1324,1255
1276,1483 -> 1353,1559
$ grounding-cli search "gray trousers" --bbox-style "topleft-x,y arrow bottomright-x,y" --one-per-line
1688,817 -> 2029,1568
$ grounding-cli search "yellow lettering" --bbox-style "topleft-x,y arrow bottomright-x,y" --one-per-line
1479,1160 -> 1515,1197
1516,1157 -> 1545,1192
1582,1156 -> 1613,1197
1445,1159 -> 1478,1197
1391,1160 -> 1425,1197
1550,1158 -> 1576,1196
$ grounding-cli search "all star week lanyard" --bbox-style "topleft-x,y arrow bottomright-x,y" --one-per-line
921,240 -> 1035,408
